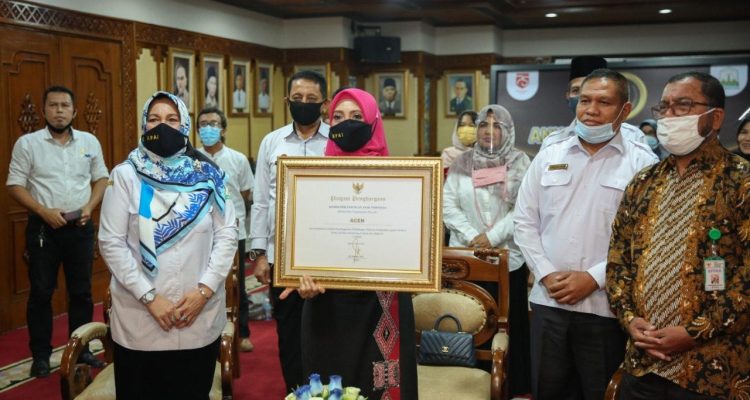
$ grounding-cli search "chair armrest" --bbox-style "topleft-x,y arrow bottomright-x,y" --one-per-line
60,322 -> 111,400
491,331 -> 509,353
219,320 -> 235,398
490,331 -> 509,400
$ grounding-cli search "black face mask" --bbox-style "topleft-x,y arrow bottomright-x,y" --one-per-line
142,123 -> 186,157
329,119 -> 373,152
46,121 -> 73,135
289,101 -> 323,126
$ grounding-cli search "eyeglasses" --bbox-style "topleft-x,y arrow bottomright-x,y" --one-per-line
651,99 -> 710,119
198,121 -> 221,128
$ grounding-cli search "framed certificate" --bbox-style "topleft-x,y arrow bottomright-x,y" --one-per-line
275,157 -> 443,292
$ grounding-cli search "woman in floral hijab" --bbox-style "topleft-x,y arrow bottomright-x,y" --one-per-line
98,91 -> 237,399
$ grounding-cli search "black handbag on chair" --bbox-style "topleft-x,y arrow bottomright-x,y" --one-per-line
418,313 -> 476,367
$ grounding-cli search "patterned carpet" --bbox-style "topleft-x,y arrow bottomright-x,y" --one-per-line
0,336 -> 104,393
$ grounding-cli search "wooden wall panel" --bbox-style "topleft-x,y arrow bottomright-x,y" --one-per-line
60,35 -> 123,169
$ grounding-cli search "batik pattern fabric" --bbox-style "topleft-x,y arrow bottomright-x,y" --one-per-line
606,139 -> 750,399
641,164 -> 702,382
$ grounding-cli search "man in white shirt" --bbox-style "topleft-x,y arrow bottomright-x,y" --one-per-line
249,70 -> 329,391
257,77 -> 270,113
196,106 -> 255,352
514,70 -> 658,400
541,56 -> 648,150
232,69 -> 247,112
6,86 -> 109,377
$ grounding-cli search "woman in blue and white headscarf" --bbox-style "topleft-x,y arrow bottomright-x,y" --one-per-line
98,91 -> 237,400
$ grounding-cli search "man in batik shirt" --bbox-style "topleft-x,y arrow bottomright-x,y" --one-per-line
606,71 -> 750,400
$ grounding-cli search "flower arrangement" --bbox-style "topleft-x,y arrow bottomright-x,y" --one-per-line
285,374 -> 367,400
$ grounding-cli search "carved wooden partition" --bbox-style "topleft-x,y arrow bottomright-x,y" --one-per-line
0,1 -> 136,333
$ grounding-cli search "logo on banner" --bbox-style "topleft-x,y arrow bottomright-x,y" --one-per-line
507,71 -> 539,101
516,73 -> 529,88
710,64 -> 748,97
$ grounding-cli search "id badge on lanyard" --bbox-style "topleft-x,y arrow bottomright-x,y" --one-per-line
704,227 -> 726,291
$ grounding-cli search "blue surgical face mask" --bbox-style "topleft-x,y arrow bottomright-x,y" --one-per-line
574,106 -> 625,144
645,135 -> 659,150
199,125 -> 222,146
567,96 -> 578,111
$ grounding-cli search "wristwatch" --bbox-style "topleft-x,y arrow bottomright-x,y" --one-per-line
249,249 -> 266,260
198,285 -> 212,299
140,289 -> 156,305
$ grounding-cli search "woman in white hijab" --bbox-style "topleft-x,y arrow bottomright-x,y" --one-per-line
442,104 -> 532,396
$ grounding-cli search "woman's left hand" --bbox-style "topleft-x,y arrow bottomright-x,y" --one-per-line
279,275 -> 325,300
173,287 -> 211,328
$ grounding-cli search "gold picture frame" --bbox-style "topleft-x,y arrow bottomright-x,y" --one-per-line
444,70 -> 477,117
274,157 -> 443,293
167,48 -> 195,113
373,71 -> 408,119
254,61 -> 273,117
229,58 -> 251,116
200,53 -> 225,111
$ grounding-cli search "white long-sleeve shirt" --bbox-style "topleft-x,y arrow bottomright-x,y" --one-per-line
514,133 -> 657,318
249,123 -> 329,263
198,146 -> 254,240
443,151 -> 531,271
98,163 -> 237,351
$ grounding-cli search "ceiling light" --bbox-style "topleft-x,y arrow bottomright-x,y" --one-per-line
545,13 -> 558,18
659,9 -> 672,14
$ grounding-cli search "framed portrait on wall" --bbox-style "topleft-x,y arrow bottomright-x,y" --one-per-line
167,48 -> 195,112
293,64 -> 331,96
374,71 -> 407,118
445,71 -> 476,117
200,53 -> 224,111
255,61 -> 273,116
229,58 -> 251,116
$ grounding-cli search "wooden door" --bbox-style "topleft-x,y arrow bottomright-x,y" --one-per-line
59,35 -> 123,303
0,25 -> 63,331
0,26 -> 123,332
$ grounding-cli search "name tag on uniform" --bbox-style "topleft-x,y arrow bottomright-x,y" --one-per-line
547,163 -> 568,171
704,259 -> 726,291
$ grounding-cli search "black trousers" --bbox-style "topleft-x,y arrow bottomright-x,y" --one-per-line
530,303 -> 626,400
237,239 -> 250,338
113,338 -> 219,400
508,266 -> 532,396
25,214 -> 95,360
270,264 -> 305,392
617,372 -> 721,400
